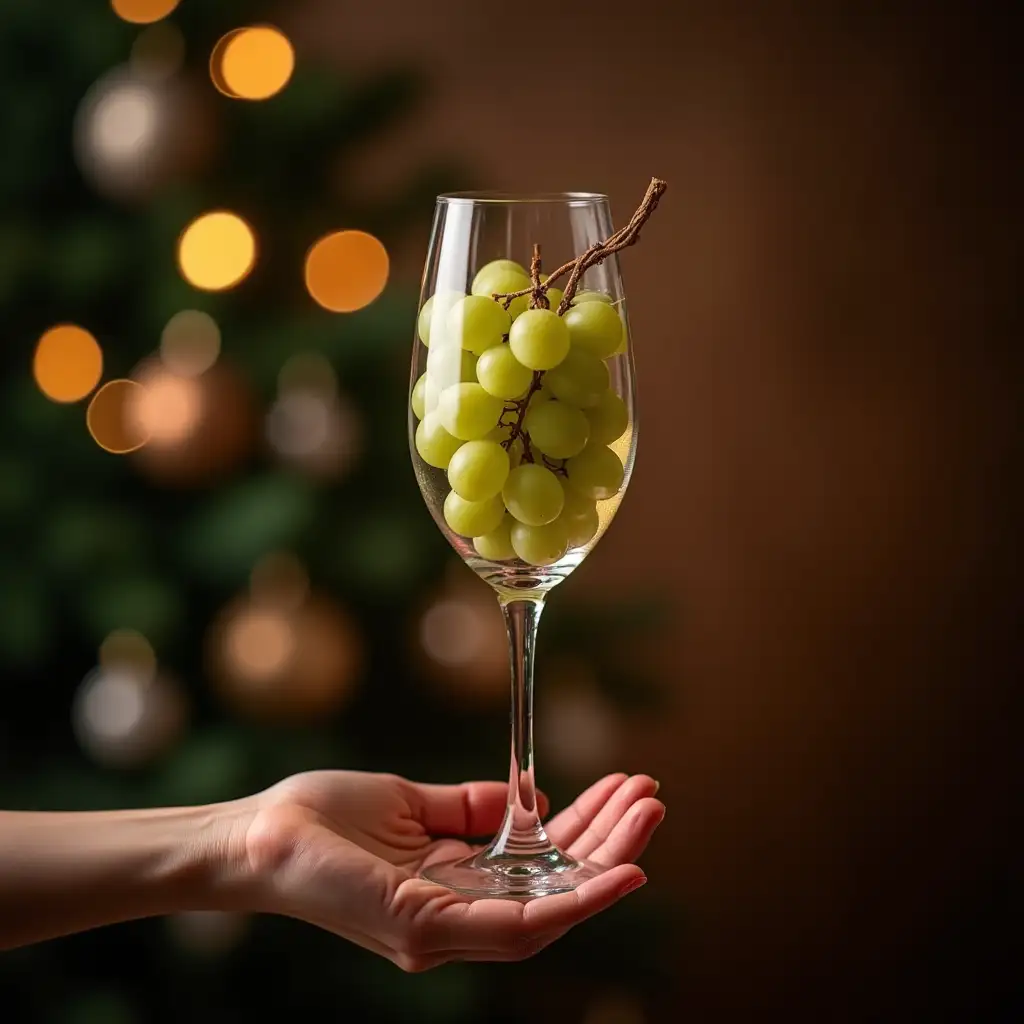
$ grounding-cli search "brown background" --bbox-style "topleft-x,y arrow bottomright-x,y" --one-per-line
297,4 -> 1019,1018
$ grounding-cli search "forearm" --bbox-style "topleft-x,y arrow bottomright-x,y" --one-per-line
0,803 -> 253,950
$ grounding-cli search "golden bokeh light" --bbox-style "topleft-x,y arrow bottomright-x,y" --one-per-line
223,606 -> 295,684
127,365 -> 203,447
177,211 -> 256,291
304,230 -> 389,313
99,629 -> 157,685
111,0 -> 180,25
160,310 -> 221,377
33,325 -> 103,403
86,379 -> 149,454
211,26 -> 294,101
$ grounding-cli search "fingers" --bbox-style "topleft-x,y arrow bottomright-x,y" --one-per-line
573,796 -> 665,867
544,773 -> 629,849
404,780 -> 549,837
561,774 -> 660,862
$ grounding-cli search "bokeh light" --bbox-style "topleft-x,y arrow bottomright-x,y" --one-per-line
160,310 -> 221,376
99,628 -> 157,685
33,325 -> 103,403
177,211 -> 256,291
111,0 -> 180,25
127,365 -> 203,447
304,230 -> 389,312
131,22 -> 186,81
86,80 -> 160,166
210,26 -> 294,101
222,606 -> 295,684
537,661 -> 620,777
86,379 -> 149,453
250,551 -> 309,612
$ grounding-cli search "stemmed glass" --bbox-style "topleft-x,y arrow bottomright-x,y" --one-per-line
408,186 -> 658,899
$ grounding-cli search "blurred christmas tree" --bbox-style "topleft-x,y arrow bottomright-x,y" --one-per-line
0,1 -> 675,1021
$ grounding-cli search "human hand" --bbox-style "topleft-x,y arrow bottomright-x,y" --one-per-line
234,770 -> 664,971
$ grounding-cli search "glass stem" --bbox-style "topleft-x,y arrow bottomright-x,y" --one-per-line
489,595 -> 553,858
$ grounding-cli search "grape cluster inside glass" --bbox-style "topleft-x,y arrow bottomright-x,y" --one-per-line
411,254 -> 631,592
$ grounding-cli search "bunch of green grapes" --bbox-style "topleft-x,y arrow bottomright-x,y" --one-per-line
411,259 -> 630,567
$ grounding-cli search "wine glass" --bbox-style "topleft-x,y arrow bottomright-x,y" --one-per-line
409,191 -> 638,899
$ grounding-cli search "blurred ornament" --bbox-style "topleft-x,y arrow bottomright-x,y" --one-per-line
74,68 -> 211,202
160,310 -> 221,377
166,910 -> 249,957
111,0 -> 180,25
536,659 -> 620,778
304,230 -> 390,313
131,22 -> 186,82
583,991 -> 646,1024
33,324 -> 103,403
87,379 -> 150,453
208,592 -> 362,723
414,569 -> 507,702
72,665 -> 186,768
210,26 -> 295,101
177,210 -> 256,291
130,360 -> 254,486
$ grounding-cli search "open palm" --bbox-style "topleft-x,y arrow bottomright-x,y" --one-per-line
242,770 -> 663,971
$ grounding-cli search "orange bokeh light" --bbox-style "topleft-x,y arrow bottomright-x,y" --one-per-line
304,230 -> 390,313
33,325 -> 103,403
86,379 -> 149,454
210,26 -> 294,101
111,0 -> 179,25
177,211 -> 256,291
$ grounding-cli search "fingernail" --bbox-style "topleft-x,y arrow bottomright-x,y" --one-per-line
621,875 -> 647,897
652,779 -> 661,795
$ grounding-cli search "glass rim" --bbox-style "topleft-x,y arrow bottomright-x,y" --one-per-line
437,190 -> 609,205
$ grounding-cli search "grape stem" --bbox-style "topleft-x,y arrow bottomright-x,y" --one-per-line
491,176 -> 668,314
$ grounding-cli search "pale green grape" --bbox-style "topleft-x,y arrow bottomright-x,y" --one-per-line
561,503 -> 600,548
524,400 -> 590,459
563,300 -> 623,358
437,383 -> 503,440
476,344 -> 533,399
446,295 -> 511,356
560,479 -> 597,519
473,514 -> 516,561
426,342 -> 477,386
415,413 -> 463,469
612,318 -> 628,356
486,425 -> 524,468
411,373 -> 427,420
424,377 -> 441,414
417,290 -> 464,346
472,265 -> 531,318
545,286 -> 564,311
447,439 -> 510,501
509,309 -> 571,371
444,490 -> 506,537
471,259 -> 527,294
510,518 -> 569,566
585,389 -> 629,444
543,346 -> 609,407
502,463 -> 564,526
571,290 -> 614,306
565,443 -> 624,500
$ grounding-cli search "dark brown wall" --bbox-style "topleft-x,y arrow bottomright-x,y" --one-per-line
294,4 -> 1021,1017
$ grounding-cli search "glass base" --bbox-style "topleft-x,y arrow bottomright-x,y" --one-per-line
421,846 -> 604,900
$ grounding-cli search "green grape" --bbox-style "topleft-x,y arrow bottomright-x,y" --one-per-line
524,400 -> 590,459
561,503 -> 600,548
509,309 -> 571,371
560,479 -> 597,518
563,300 -> 622,359
417,290 -> 464,346
545,286 -> 564,311
446,295 -> 511,356
471,264 -> 531,316
585,389 -> 629,444
427,341 -> 477,386
471,259 -> 527,294
411,373 -> 427,420
476,344 -> 533,399
443,489 -> 505,537
487,424 -> 525,468
424,376 -> 441,414
510,518 -> 569,567
502,463 -> 564,526
612,317 -> 628,356
543,346 -> 609,408
565,443 -> 624,500
415,413 -> 463,469
571,290 -> 614,305
473,514 -> 516,561
437,383 -> 503,441
447,439 -> 510,501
